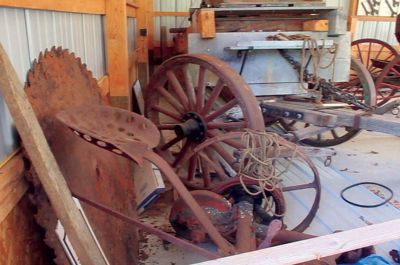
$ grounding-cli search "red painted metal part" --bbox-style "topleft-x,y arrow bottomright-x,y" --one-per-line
145,54 -> 264,189
57,105 -> 237,256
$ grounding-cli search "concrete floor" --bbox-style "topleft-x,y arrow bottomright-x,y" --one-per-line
138,130 -> 400,265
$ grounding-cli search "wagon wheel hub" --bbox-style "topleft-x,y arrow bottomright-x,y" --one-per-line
174,112 -> 207,142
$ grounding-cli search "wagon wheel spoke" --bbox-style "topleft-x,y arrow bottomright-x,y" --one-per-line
161,135 -> 184,151
207,130 -> 244,149
196,66 -> 207,112
166,70 -> 190,111
156,86 -> 186,115
182,64 -> 196,110
282,182 -> 317,192
201,80 -> 225,115
157,124 -> 177,130
207,121 -> 247,130
152,105 -> 182,121
200,156 -> 212,188
366,42 -> 372,70
210,142 -> 237,166
200,149 -> 230,181
331,129 -> 339,139
205,98 -> 239,122
187,154 -> 198,181
172,141 -> 193,168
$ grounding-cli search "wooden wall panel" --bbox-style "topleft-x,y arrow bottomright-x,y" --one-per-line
0,194 -> 53,265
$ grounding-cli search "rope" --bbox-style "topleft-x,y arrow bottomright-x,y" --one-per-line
238,130 -> 298,216
268,33 -> 339,99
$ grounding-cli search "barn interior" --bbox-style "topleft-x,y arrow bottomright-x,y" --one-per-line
1,1 -> 400,265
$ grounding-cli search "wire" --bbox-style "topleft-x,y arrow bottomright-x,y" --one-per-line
340,182 -> 394,208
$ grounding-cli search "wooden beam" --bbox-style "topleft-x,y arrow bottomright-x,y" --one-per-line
351,15 -> 396,22
197,218 -> 400,265
127,5 -> 137,17
105,0 -> 130,109
147,0 -> 155,50
0,0 -> 105,14
97,75 -> 110,98
126,0 -> 139,8
198,10 -> 216,39
136,0 -> 149,63
153,11 -> 190,17
128,52 -> 138,88
0,153 -> 27,224
0,43 -> 107,265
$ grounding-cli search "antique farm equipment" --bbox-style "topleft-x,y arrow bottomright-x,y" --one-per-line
22,47 -> 138,265
56,104 -> 295,257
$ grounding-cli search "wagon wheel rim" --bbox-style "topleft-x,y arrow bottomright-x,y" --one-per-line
280,58 -> 376,147
351,38 -> 399,78
181,132 -> 321,232
374,55 -> 400,106
145,54 -> 264,189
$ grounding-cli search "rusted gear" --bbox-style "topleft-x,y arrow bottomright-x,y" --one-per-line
24,47 -> 138,265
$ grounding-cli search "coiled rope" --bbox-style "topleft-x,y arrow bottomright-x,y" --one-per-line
238,130 -> 298,216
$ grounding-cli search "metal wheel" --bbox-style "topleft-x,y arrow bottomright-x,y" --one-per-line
180,132 -> 321,232
374,55 -> 400,105
280,58 -> 376,147
145,54 -> 264,189
352,38 -> 399,105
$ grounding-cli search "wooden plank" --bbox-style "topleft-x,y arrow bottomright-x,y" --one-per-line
153,11 -> 190,17
197,218 -> 400,265
302,20 -> 328,31
147,0 -> 155,49
136,0 -> 149,63
0,44 -> 107,265
126,0 -> 139,8
351,15 -> 396,22
105,0 -> 130,109
199,10 -> 216,39
127,5 -> 137,17
129,52 -> 138,88
0,178 -> 27,224
0,0 -> 105,14
0,195 -> 54,265
97,75 -> 110,99
0,153 -> 27,224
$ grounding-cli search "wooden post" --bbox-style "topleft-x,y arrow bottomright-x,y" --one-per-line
199,10 -> 216,39
105,0 -> 130,110
136,0 -> 150,89
0,44 -> 107,265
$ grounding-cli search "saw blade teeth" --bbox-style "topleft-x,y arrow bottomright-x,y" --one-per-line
38,52 -> 43,62
56,46 -> 63,55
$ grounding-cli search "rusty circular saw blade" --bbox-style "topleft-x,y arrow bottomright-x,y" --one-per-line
24,46 -> 139,265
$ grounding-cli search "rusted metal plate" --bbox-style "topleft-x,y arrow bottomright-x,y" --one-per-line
24,47 -> 138,265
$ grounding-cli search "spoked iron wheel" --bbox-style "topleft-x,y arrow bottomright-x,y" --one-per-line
145,54 -> 264,190
374,55 -> 400,105
180,131 -> 321,232
280,58 -> 377,147
352,38 -> 399,105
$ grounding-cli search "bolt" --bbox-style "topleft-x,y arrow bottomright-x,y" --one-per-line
296,113 -> 303,119
283,111 -> 290,117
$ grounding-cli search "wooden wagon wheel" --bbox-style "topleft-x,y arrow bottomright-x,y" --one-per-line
374,55 -> 400,105
280,58 -> 376,147
145,54 -> 264,190
352,38 -> 399,105
179,132 -> 321,232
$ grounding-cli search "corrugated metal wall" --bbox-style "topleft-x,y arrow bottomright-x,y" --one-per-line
354,21 -> 398,46
0,7 -> 107,162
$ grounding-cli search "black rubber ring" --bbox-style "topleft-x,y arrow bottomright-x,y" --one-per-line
340,181 -> 394,208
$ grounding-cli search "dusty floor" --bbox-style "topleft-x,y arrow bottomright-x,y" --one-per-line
138,130 -> 400,265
